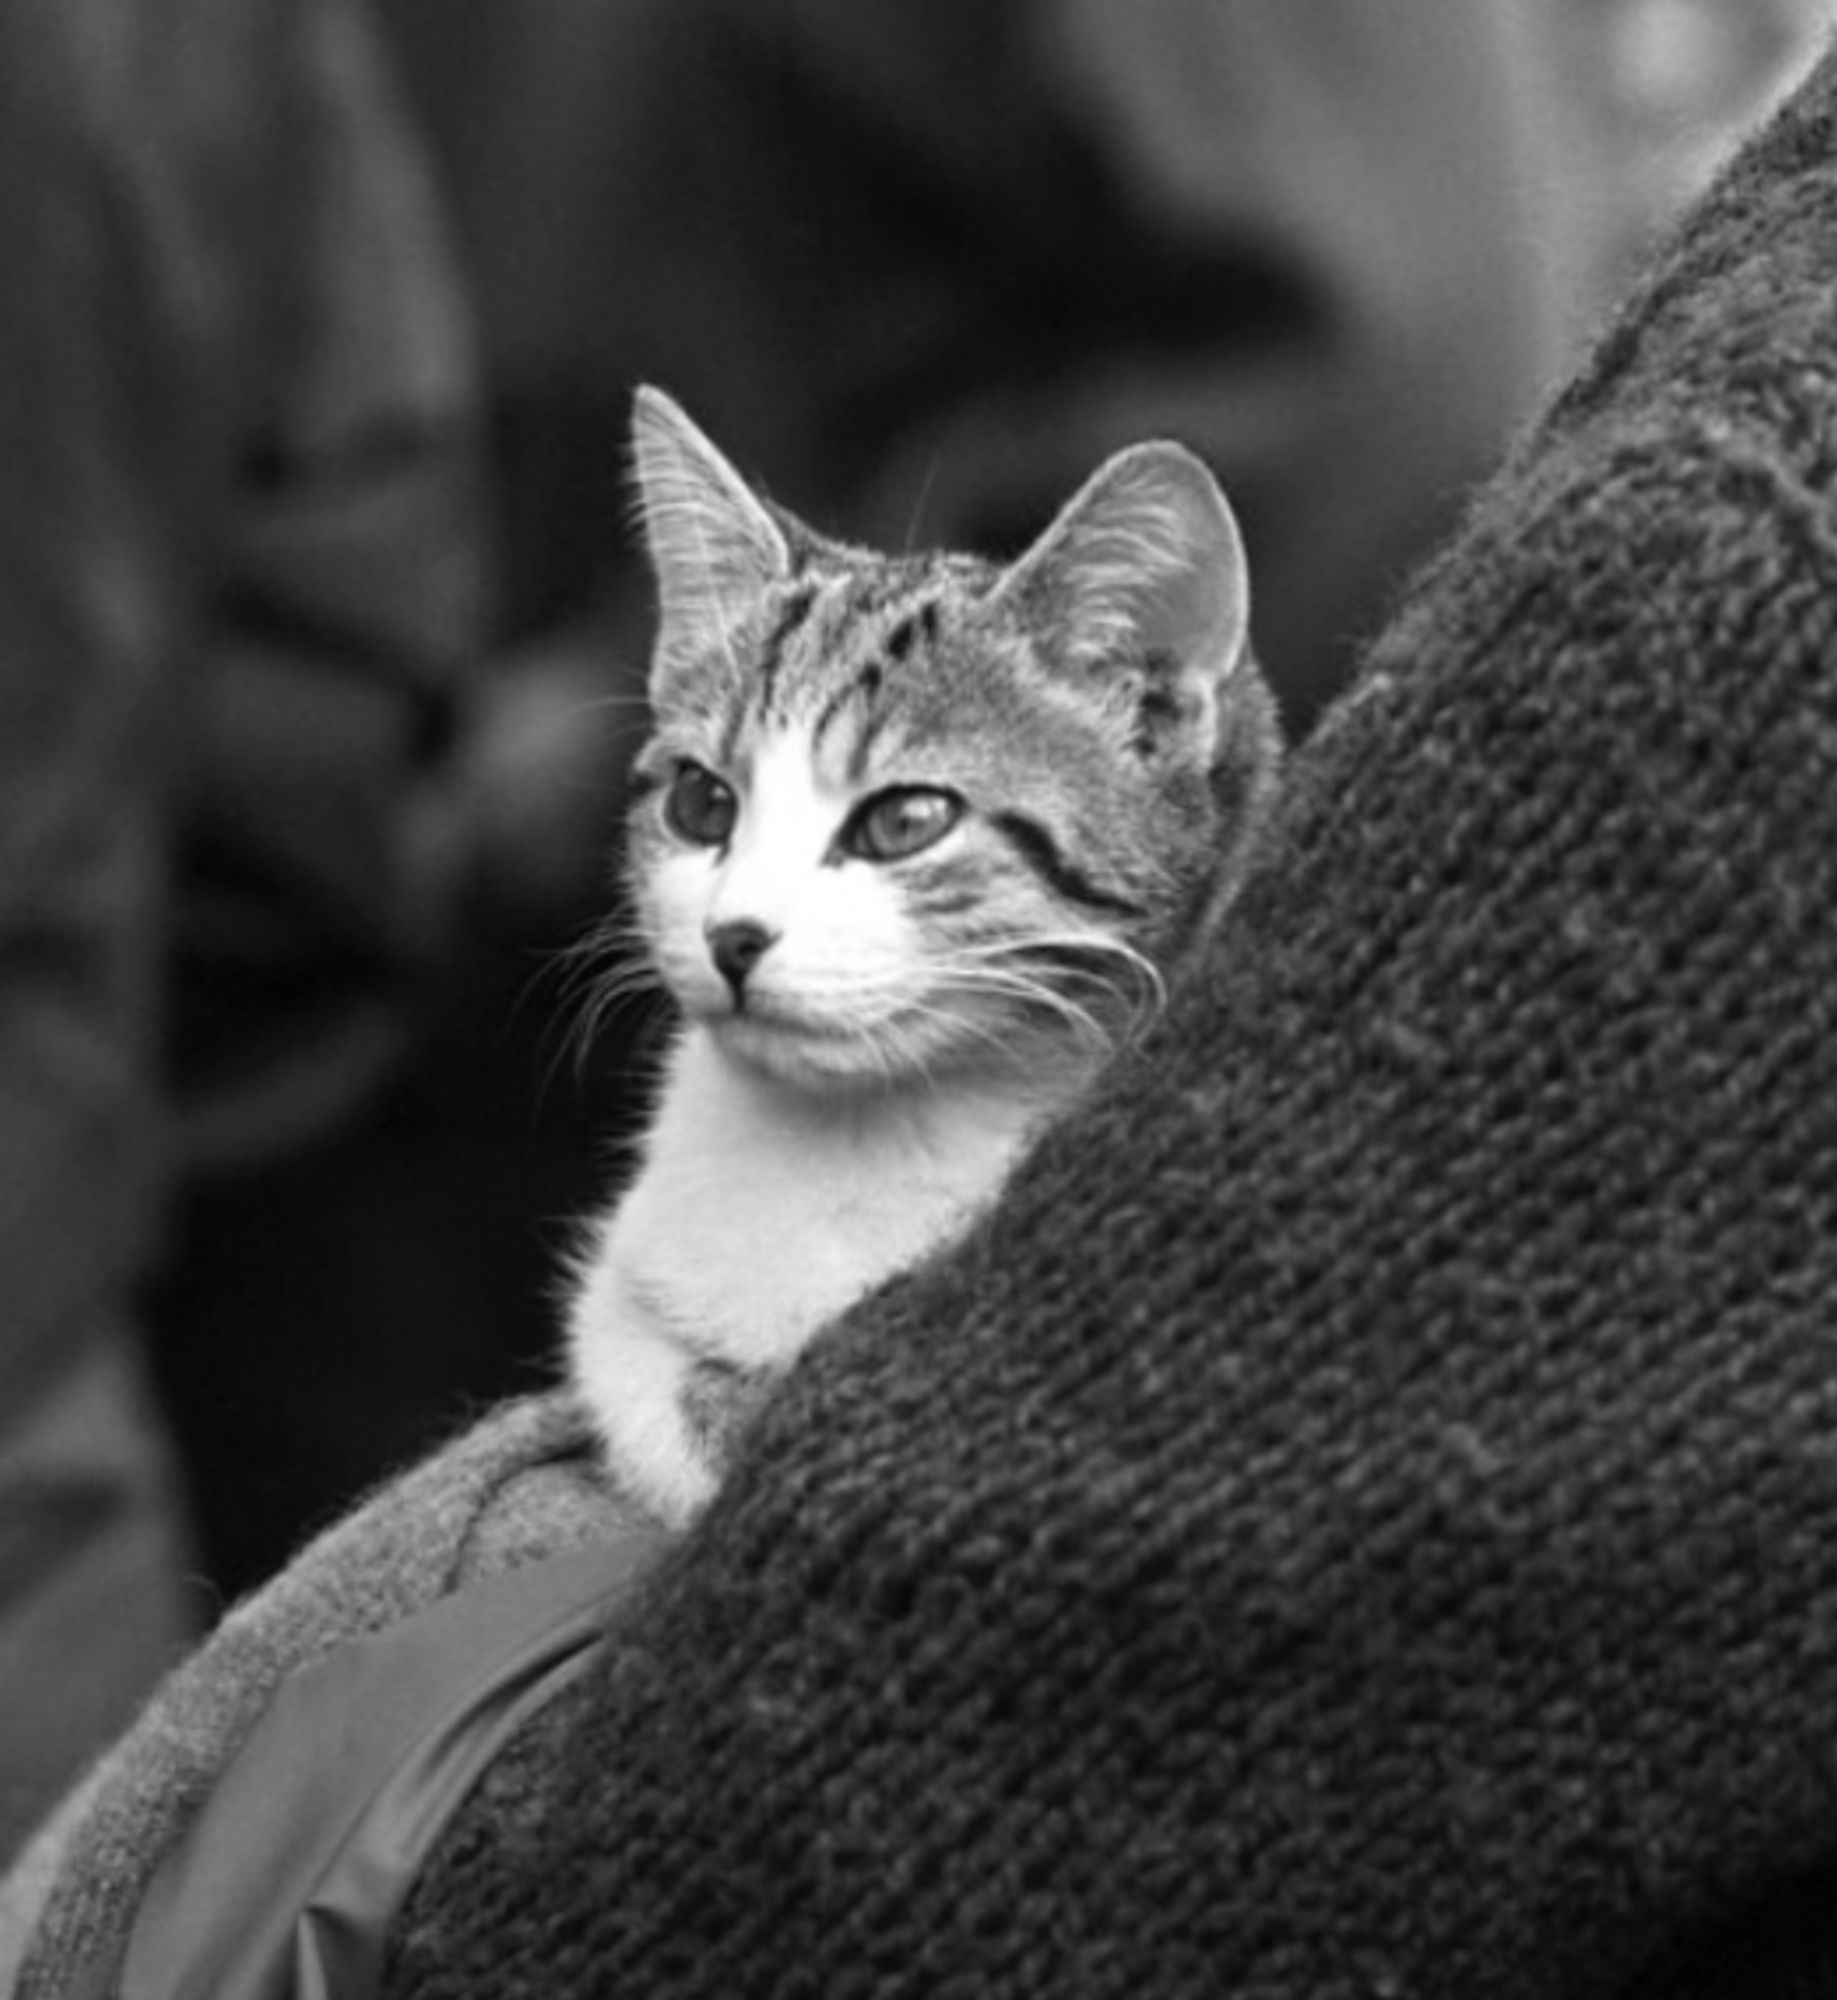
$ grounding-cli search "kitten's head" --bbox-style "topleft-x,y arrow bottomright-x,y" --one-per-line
622,385 -> 1276,1091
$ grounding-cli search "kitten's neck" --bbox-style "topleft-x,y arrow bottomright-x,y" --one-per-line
597,1022 -> 1090,1368
674,1021 -> 1086,1157
568,1021 -> 1093,1520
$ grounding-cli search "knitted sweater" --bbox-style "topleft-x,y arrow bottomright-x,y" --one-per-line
378,45 -> 1837,2000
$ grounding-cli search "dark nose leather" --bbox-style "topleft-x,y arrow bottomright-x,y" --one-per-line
706,918 -> 776,1002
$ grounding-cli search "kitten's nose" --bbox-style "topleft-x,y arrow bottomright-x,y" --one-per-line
706,918 -> 777,1003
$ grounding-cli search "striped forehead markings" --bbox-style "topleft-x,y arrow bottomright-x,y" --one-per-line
884,597 -> 939,662
714,579 -> 819,766
752,581 -> 820,724
808,588 -> 946,772
755,570 -> 878,728
811,656 -> 881,760
718,572 -> 949,772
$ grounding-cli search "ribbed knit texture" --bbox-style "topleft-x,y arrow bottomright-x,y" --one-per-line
384,49 -> 1837,2000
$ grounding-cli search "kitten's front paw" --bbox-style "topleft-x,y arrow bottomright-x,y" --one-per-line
571,1297 -> 724,1527
624,1441 -> 719,1530
590,1377 -> 720,1528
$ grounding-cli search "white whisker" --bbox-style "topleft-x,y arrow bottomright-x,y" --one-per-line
537,913 -> 666,1099
547,689 -> 656,720
903,453 -> 942,557
926,928 -> 1166,1054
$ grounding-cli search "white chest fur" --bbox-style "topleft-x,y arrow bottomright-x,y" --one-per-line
567,1026 -> 1072,1521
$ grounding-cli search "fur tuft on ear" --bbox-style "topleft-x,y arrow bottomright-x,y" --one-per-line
995,442 -> 1251,761
630,386 -> 791,686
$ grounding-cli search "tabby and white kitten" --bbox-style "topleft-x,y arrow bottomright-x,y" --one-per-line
567,386 -> 1279,1525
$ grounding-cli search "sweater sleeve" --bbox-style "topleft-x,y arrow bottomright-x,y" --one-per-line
389,47 -> 1837,2000
5,1393 -> 626,2000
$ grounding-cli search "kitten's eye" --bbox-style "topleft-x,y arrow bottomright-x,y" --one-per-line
840,786 -> 963,863
663,761 -> 738,846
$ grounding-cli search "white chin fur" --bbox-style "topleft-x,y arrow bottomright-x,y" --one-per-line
701,1006 -> 925,1089
708,1002 -> 1087,1097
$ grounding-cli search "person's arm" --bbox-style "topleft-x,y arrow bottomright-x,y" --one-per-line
386,41 -> 1837,1999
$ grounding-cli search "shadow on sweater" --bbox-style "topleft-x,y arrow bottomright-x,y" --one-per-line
1618,1858 -> 1837,2000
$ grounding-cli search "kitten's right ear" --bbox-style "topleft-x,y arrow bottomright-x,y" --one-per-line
992,441 -> 1250,765
630,387 -> 792,683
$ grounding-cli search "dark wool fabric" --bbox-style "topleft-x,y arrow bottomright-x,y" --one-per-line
388,51 -> 1837,2000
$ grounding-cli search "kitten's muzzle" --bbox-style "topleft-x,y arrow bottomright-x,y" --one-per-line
706,918 -> 778,1005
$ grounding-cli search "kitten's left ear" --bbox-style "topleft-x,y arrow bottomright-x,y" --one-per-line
993,442 -> 1250,760
630,386 -> 792,685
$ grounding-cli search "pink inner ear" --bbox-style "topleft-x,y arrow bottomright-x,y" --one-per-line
999,440 -> 1250,692
630,386 -> 793,685
1106,449 -> 1249,683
